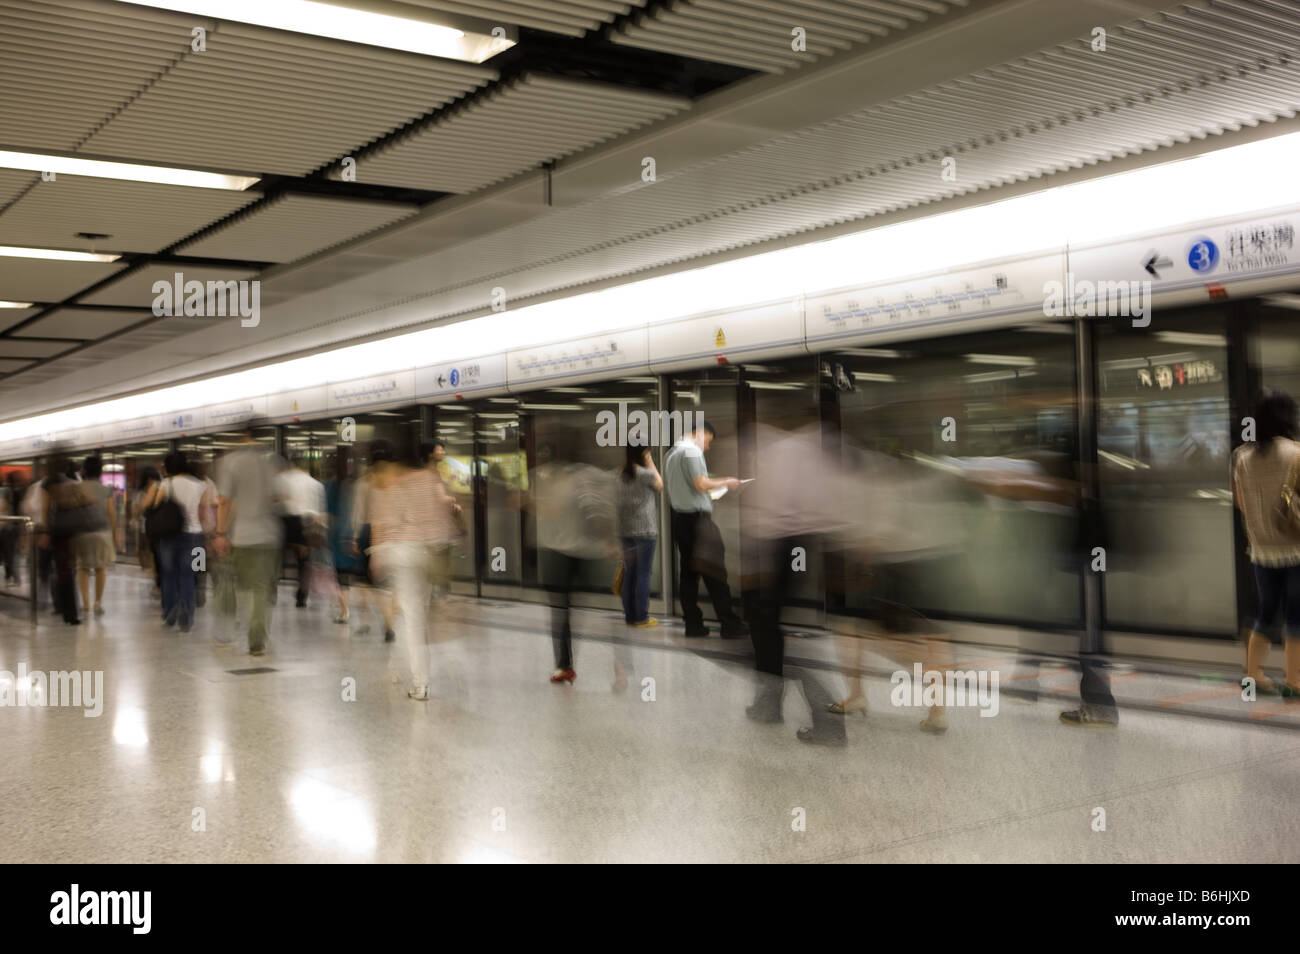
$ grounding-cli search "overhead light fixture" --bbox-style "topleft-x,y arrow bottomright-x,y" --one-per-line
0,301 -> 34,308
964,354 -> 1037,367
1153,331 -> 1227,347
116,0 -> 516,62
0,246 -> 120,263
0,148 -> 259,191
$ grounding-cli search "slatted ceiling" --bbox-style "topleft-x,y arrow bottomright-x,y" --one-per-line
612,0 -> 966,72
355,74 -> 689,192
0,0 -> 194,152
0,260 -> 123,303
0,338 -> 75,359
0,358 -> 32,372
0,177 -> 256,254
399,0 -> 643,36
10,308 -> 148,340
175,195 -> 417,263
0,307 -> 39,333
78,265 -> 259,308
0,170 -> 34,208
81,23 -> 496,179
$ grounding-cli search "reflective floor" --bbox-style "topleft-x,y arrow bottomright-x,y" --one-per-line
1,571 -> 1298,863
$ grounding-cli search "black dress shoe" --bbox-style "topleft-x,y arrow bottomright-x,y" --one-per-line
796,726 -> 846,746
720,626 -> 749,639
384,628 -> 396,643
684,627 -> 710,638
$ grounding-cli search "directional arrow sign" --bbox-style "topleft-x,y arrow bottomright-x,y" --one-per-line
437,374 -> 447,387
1143,250 -> 1172,278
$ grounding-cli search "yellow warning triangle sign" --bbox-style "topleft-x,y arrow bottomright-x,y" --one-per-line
714,328 -> 726,348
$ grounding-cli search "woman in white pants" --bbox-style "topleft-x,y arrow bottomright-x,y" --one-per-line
365,440 -> 456,701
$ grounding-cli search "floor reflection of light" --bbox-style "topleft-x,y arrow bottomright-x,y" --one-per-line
460,844 -> 523,864
288,778 -> 376,857
112,709 -> 148,748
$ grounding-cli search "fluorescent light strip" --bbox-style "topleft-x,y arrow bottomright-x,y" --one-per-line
6,130 -> 1300,446
0,300 -> 33,308
0,150 -> 258,191
116,0 -> 511,62
0,246 -> 120,263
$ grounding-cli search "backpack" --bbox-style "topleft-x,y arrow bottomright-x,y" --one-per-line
145,479 -> 184,540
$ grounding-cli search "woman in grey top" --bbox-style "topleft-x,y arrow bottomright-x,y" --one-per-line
617,443 -> 663,627
1234,392 -> 1300,697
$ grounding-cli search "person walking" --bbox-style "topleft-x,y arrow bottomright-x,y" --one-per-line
74,456 -> 117,618
213,423 -> 284,655
276,455 -> 326,609
663,421 -> 748,638
616,442 -> 662,628
1234,392 -> 1300,697
143,451 -> 209,632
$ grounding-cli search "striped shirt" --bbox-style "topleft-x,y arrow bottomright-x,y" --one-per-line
368,467 -> 456,546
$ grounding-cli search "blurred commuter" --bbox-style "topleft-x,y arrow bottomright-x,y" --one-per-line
21,461 -> 55,608
277,455 -> 325,609
134,466 -> 163,597
213,422 -> 284,655
325,451 -> 360,625
1234,392 -> 1300,697
193,460 -> 218,608
533,449 -> 619,683
420,440 -> 461,601
1,472 -> 23,585
617,442 -> 661,628
43,452 -> 90,625
143,451 -> 209,632
349,456 -> 396,640
367,439 -> 456,701
74,455 -> 116,618
663,421 -> 748,638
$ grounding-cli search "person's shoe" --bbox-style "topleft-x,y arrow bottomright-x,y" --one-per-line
249,646 -> 267,657
919,717 -> 949,735
384,628 -> 396,643
796,726 -> 846,746
1059,705 -> 1117,728
720,623 -> 749,639
549,668 -> 576,684
827,696 -> 868,717
631,617 -> 659,629
1279,682 -> 1300,700
683,626 -> 710,638
745,703 -> 783,724
296,596 -> 307,608
92,605 -> 104,617
408,685 -> 429,701
333,614 -> 349,625
1243,674 -> 1279,696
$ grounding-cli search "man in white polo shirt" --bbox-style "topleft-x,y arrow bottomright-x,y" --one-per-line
663,421 -> 748,639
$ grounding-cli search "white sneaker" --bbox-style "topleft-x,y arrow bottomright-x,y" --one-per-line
408,685 -> 429,701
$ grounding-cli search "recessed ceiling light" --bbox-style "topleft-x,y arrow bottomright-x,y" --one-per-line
0,301 -> 34,308
0,149 -> 259,191
0,246 -> 120,263
115,0 -> 516,62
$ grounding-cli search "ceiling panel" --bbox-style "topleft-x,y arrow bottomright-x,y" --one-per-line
0,0 -> 199,153
612,0 -> 968,73
401,0 -> 646,37
0,307 -> 38,333
11,307 -> 150,340
0,358 -> 33,372
352,74 -> 689,192
81,21 -> 497,177
78,265 -> 259,308
176,195 -> 418,263
0,260 -> 124,303
0,338 -> 75,359
0,176 -> 257,254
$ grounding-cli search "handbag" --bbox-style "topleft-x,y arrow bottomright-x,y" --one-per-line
145,479 -> 184,540
51,499 -> 98,537
611,561 -> 625,595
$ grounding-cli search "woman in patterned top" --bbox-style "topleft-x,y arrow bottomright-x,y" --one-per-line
1233,391 -> 1300,697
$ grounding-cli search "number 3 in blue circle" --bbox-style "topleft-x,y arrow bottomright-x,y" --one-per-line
1187,238 -> 1219,274
449,368 -> 460,387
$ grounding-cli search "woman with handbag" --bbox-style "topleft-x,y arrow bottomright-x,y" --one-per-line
142,451 -> 209,632
1234,392 -> 1300,697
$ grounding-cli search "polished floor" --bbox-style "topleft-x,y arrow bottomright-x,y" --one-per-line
1,568 -> 1298,863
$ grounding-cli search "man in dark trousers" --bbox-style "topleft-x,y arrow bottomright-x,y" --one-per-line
663,421 -> 748,638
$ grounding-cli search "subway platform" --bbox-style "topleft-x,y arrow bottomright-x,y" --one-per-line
1,571 -> 1296,865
